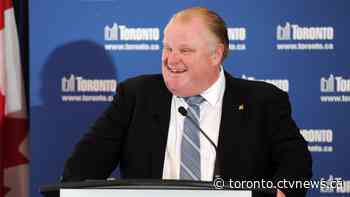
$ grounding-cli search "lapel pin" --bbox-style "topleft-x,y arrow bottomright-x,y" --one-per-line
238,104 -> 244,111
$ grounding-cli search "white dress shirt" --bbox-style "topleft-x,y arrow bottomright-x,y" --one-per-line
162,68 -> 226,181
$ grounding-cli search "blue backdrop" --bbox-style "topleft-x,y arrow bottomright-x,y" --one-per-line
29,1 -> 350,196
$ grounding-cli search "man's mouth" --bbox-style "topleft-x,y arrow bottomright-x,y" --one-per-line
166,64 -> 187,74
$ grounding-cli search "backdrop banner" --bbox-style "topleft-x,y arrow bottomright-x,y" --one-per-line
29,1 -> 350,197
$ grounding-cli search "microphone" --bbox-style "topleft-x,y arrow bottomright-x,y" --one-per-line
178,107 -> 217,151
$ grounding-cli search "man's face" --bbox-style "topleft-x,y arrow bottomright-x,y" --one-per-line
162,18 -> 221,97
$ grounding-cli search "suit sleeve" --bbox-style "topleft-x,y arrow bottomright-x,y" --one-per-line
61,81 -> 135,182
265,88 -> 312,196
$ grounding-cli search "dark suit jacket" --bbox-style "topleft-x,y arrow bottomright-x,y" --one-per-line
62,72 -> 312,196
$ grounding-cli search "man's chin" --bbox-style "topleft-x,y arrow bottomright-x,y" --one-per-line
165,83 -> 186,96
166,85 -> 197,97
164,79 -> 197,96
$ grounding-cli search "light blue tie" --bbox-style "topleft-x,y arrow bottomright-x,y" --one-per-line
180,95 -> 204,180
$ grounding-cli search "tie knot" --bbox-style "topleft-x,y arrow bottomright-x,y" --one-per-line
185,95 -> 204,106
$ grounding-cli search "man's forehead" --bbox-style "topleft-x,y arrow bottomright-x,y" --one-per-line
163,20 -> 216,46
162,30 -> 199,47
163,19 -> 210,40
166,16 -> 206,30
163,24 -> 192,41
162,41 -> 193,49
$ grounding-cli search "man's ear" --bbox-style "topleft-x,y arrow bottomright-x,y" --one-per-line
211,43 -> 225,65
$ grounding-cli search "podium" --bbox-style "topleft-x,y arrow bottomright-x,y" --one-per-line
40,179 -> 276,197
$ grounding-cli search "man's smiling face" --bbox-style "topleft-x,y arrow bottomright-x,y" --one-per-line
162,17 -> 221,97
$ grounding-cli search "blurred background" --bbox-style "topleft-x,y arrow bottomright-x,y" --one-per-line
3,0 -> 349,197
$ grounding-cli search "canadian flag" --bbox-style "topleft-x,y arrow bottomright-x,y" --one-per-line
0,0 -> 29,197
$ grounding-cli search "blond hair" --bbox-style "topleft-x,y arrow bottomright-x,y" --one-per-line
169,7 -> 229,61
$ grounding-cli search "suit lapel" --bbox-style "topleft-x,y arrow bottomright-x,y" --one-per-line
150,77 -> 172,178
216,72 -> 247,178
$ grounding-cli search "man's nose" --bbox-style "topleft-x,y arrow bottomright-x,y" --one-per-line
167,51 -> 180,65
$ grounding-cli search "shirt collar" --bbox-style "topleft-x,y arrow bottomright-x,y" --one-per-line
200,67 -> 225,107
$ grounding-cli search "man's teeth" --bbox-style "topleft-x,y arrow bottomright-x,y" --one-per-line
171,69 -> 185,73
168,66 -> 186,73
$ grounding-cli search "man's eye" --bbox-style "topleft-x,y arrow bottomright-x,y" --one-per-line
180,48 -> 193,54
163,47 -> 172,52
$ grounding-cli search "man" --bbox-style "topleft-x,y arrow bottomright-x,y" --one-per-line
62,7 -> 312,197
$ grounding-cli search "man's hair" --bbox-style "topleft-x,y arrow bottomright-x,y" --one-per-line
170,7 -> 229,61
